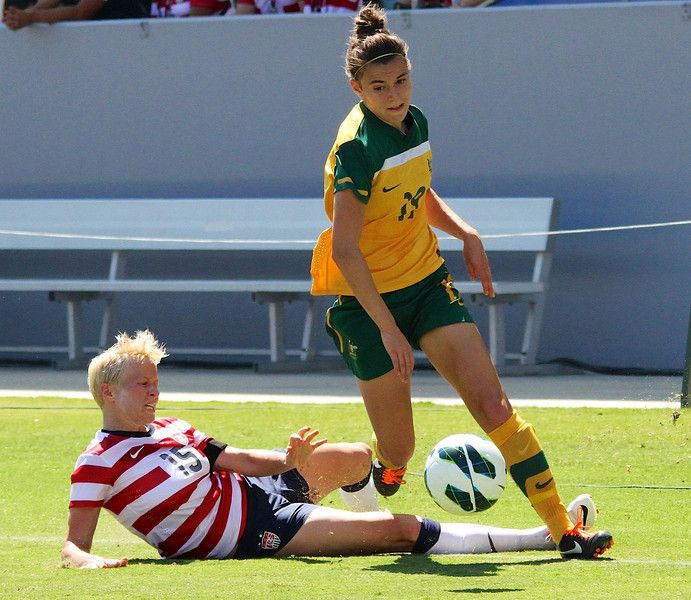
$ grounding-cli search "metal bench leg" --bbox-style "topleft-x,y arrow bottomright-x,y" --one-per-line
521,297 -> 544,366
99,296 -> 114,349
268,301 -> 286,363
300,298 -> 317,361
488,304 -> 507,367
66,299 -> 84,361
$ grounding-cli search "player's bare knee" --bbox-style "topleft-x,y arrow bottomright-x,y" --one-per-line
353,442 -> 373,471
342,442 -> 373,480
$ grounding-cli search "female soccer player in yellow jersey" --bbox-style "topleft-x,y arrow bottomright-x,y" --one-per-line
310,4 -> 613,559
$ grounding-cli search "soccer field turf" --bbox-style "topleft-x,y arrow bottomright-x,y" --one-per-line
1,398 -> 688,599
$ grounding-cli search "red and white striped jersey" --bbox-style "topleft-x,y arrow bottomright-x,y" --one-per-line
69,417 -> 247,559
303,0 -> 360,13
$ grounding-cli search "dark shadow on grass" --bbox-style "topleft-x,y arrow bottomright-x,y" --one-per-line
127,558 -> 196,566
364,554 -> 564,577
278,556 -> 337,565
127,554 -> 573,572
128,556 -> 341,567
450,589 -> 523,594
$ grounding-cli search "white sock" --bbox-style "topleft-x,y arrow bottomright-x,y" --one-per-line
427,523 -> 554,555
338,477 -> 380,512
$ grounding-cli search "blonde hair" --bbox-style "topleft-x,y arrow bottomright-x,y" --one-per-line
87,330 -> 168,406
345,4 -> 409,81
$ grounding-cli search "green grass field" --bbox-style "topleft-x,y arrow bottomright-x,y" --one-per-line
0,397 -> 688,599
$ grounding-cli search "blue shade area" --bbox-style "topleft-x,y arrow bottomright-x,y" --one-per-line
472,492 -> 500,512
465,444 -> 498,480
443,483 -> 500,512
438,446 -> 472,477
444,484 -> 475,512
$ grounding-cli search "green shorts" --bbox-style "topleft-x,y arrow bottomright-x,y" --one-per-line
325,264 -> 474,381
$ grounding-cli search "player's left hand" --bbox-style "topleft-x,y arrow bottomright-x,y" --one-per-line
284,426 -> 327,470
462,229 -> 495,298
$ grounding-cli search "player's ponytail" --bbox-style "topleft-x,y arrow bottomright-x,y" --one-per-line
346,4 -> 409,81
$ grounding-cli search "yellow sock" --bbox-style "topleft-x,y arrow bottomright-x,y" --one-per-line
489,410 -> 572,542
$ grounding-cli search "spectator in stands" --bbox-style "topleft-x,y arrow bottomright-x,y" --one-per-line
2,0 -> 150,29
378,0 -> 485,8
189,0 -> 230,15
304,0 -> 360,13
151,0 -> 190,16
235,0 -> 302,14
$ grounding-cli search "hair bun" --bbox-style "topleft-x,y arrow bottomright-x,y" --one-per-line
353,4 -> 388,39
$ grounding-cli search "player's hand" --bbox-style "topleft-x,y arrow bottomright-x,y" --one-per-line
462,229 -> 495,298
380,326 -> 414,382
284,426 -> 327,470
62,548 -> 128,569
79,556 -> 129,569
3,7 -> 33,31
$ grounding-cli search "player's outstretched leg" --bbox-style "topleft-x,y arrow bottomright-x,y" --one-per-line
429,494 -> 603,555
279,509 -> 599,558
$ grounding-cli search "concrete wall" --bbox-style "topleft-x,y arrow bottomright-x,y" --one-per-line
1,3 -> 689,369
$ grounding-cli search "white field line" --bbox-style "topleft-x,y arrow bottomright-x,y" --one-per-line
0,389 -> 678,409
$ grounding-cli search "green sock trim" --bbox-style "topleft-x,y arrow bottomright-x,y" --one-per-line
509,451 -> 549,497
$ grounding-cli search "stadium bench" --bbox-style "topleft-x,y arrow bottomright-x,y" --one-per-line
0,197 -> 558,369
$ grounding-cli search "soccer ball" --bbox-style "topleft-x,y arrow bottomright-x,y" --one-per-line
424,433 -> 506,514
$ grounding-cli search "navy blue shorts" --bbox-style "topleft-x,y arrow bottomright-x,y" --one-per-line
234,469 -> 319,559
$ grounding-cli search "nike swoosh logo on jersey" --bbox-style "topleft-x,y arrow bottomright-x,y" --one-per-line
561,540 -> 583,555
129,446 -> 144,459
383,184 -> 401,193
535,477 -> 553,490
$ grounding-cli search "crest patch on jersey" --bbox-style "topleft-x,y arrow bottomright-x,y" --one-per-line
260,531 -> 281,550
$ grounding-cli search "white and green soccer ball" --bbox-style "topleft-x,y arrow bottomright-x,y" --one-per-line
424,433 -> 506,514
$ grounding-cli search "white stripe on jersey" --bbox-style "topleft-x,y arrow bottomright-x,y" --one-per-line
70,482 -> 111,503
69,417 -> 245,559
374,141 -> 431,179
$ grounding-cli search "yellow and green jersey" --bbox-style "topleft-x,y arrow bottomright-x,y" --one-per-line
311,102 -> 443,296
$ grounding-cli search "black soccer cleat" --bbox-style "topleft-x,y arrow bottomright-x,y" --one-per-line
558,520 -> 614,559
372,459 -> 407,497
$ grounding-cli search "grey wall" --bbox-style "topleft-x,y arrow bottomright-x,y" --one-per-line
1,4 -> 689,369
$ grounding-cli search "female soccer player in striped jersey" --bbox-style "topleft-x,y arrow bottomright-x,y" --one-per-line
309,4 -> 612,559
61,330 -> 602,568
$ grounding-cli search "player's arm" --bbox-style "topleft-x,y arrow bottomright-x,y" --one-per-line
331,188 -> 414,381
61,506 -> 128,569
425,187 -> 495,298
3,0 -> 105,31
213,426 -> 326,475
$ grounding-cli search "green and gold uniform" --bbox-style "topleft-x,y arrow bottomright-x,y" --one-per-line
311,102 -> 472,380
311,102 -> 443,295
